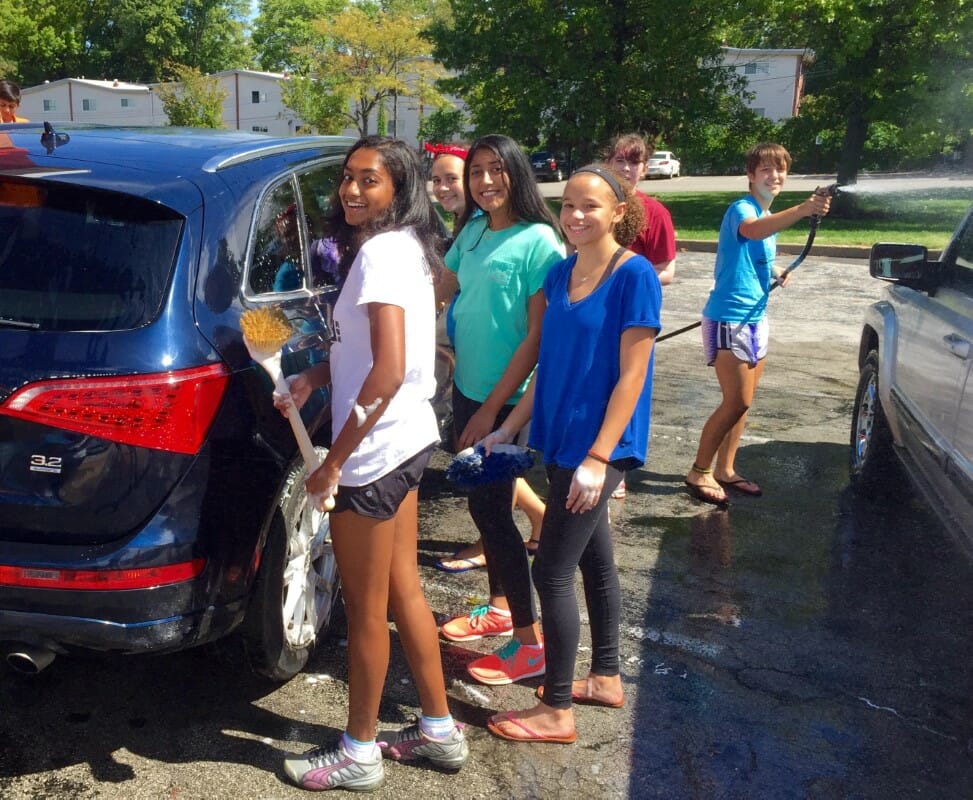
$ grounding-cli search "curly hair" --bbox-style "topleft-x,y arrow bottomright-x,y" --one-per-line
570,163 -> 646,247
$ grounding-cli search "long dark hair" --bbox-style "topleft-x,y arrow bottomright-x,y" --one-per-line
455,134 -> 560,237
326,135 -> 448,279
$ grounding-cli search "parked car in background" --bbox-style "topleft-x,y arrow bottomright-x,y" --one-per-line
530,150 -> 565,182
647,150 -> 680,179
850,203 -> 973,552
0,124 -> 357,680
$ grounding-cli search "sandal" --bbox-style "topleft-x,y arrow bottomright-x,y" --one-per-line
717,476 -> 762,497
486,710 -> 576,744
434,550 -> 487,573
684,464 -> 728,507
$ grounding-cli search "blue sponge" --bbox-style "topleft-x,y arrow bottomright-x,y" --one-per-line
446,444 -> 534,489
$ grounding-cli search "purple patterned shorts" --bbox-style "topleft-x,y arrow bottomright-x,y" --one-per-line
702,317 -> 769,367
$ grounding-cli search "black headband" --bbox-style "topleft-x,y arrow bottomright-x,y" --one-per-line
573,166 -> 626,201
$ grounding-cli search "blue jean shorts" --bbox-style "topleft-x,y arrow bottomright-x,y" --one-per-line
702,317 -> 769,367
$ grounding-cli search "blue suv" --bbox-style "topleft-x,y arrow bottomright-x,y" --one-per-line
0,124 -> 356,679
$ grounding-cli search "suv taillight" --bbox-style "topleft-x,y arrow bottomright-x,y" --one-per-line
0,559 -> 206,590
0,364 -> 230,455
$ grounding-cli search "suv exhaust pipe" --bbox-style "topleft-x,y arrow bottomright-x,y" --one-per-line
6,644 -> 56,674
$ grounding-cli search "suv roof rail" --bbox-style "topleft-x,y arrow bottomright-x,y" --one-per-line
203,136 -> 358,173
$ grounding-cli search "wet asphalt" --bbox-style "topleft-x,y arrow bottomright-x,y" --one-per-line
2,251 -> 972,800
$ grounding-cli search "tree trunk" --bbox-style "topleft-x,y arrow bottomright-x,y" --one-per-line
837,101 -> 867,186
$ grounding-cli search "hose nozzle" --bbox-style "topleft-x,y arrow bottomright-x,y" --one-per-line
815,182 -> 841,198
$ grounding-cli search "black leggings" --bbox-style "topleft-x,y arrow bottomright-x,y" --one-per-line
452,386 -> 538,630
532,463 -> 623,709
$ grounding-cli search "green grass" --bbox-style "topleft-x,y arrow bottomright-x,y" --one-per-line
545,189 -> 968,249
652,190 -> 971,249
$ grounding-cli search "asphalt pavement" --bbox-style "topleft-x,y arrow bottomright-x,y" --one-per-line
1,250 -> 972,799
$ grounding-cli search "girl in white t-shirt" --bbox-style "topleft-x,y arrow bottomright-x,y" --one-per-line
278,137 -> 468,792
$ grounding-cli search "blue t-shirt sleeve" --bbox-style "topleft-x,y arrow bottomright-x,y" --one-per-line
728,197 -> 759,242
618,256 -> 663,333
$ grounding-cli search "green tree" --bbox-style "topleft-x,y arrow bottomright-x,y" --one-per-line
0,0 -> 250,86
417,106 -> 467,144
280,73 -> 349,133
0,0 -> 87,85
156,63 -> 227,127
295,5 -> 446,136
737,0 -> 973,183
428,0 -> 747,161
251,0 -> 347,72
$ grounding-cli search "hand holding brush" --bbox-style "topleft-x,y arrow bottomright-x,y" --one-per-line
240,306 -> 335,511
446,426 -> 534,489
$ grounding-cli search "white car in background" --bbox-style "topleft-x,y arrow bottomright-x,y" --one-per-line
647,150 -> 680,178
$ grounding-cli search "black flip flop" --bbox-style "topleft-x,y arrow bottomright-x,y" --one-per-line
684,481 -> 729,507
717,477 -> 762,497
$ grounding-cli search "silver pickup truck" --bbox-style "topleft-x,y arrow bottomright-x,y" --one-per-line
851,203 -> 973,550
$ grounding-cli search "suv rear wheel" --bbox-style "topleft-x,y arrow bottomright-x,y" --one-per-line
850,350 -> 898,493
242,448 -> 341,680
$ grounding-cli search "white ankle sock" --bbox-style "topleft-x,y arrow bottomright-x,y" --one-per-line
419,713 -> 455,739
341,732 -> 379,761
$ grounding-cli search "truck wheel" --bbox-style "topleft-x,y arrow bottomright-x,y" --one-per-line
849,351 -> 898,493
242,448 -> 341,681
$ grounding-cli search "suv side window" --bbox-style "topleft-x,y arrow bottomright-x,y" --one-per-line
248,179 -> 303,295
946,213 -> 973,294
298,164 -> 342,287
246,162 -> 343,296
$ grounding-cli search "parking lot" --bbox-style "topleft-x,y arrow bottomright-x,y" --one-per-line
2,250 -> 972,799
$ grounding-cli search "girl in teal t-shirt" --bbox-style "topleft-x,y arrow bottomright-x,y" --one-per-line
437,135 -> 564,686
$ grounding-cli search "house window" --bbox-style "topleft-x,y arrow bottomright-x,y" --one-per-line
43,99 -> 56,111
252,125 -> 269,133
744,61 -> 770,75
121,98 -> 134,108
82,98 -> 97,111
251,91 -> 267,103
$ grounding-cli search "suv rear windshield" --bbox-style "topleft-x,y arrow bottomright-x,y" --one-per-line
0,179 -> 183,331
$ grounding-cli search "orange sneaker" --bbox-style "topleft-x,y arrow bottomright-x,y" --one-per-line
467,639 -> 545,685
440,604 -> 513,642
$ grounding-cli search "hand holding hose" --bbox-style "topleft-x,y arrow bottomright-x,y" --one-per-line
805,187 -> 833,219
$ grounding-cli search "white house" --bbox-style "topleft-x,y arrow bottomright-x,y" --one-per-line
19,78 -> 164,125
17,71 -> 316,136
720,47 -> 813,122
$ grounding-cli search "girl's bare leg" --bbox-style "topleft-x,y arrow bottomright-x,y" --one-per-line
330,510 -> 396,741
387,489 -> 449,717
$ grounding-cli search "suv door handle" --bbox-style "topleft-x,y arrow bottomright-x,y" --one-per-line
942,333 -> 971,359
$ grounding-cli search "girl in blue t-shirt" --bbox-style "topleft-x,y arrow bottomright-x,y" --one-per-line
477,163 -> 661,743
685,143 -> 831,505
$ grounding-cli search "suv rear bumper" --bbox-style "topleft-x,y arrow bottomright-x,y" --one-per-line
0,597 -> 246,655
